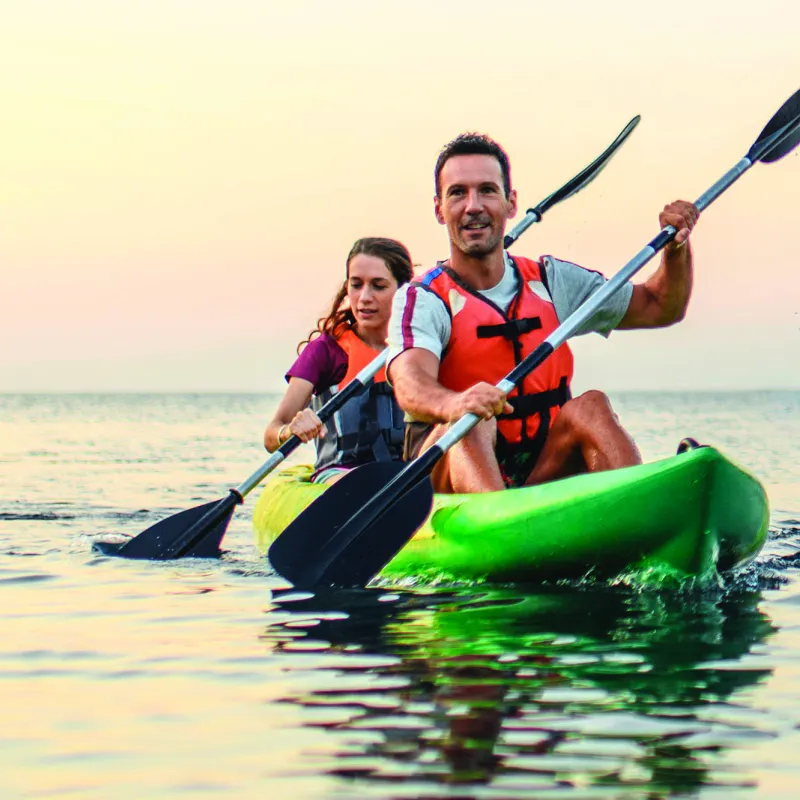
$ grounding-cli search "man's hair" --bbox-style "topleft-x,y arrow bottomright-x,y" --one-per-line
434,133 -> 512,198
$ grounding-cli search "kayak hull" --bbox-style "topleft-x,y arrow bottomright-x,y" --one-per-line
253,446 -> 769,584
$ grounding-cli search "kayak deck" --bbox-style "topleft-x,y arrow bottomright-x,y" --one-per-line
253,446 -> 769,584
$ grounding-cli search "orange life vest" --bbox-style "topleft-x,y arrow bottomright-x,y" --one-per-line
337,329 -> 388,385
417,256 -> 573,454
311,329 -> 404,469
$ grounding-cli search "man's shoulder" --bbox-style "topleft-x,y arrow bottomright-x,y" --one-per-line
391,280 -> 451,320
508,253 -> 543,266
410,262 -> 448,288
400,271 -> 451,308
539,254 -> 605,279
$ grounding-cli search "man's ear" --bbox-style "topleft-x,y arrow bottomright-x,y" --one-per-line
434,195 -> 445,225
507,188 -> 518,219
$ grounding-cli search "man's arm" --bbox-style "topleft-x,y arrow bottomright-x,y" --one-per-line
618,200 -> 698,330
389,348 -> 456,423
389,348 -> 512,424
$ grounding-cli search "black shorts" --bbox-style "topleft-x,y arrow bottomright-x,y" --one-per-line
402,421 -> 433,462
403,421 -> 547,489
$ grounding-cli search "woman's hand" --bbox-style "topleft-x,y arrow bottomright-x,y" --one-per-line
264,376 -> 318,452
285,408 -> 328,443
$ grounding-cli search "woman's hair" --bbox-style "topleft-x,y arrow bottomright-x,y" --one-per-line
298,237 -> 414,352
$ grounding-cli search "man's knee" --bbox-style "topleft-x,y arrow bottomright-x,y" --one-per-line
431,417 -> 500,494
560,390 -> 616,431
575,389 -> 613,412
464,416 -> 498,447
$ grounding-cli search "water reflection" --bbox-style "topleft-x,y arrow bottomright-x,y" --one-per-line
262,584 -> 776,796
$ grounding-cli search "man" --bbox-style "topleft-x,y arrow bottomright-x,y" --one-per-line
387,133 -> 698,493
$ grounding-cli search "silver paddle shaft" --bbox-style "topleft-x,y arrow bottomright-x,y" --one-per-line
435,155 -> 756,457
504,208 -> 543,246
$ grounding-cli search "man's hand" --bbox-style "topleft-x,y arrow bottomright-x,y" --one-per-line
444,382 -> 513,422
659,200 -> 699,248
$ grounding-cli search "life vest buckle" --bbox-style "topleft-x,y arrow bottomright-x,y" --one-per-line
476,317 -> 542,340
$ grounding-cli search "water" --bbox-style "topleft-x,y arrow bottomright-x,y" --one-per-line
1,391 -> 800,798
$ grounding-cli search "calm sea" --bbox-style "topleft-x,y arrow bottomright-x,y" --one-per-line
1,391 -> 799,798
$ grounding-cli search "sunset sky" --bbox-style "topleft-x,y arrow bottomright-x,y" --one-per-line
2,0 -> 798,392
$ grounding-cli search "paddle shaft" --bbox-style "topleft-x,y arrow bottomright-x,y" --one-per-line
451,99 -> 800,457
436,155 -> 758,456
503,207 -> 543,248
163,348 -> 389,558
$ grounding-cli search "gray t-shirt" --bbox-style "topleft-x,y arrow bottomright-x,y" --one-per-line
387,251 -> 633,366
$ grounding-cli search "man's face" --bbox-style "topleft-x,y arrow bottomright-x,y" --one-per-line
434,154 -> 517,258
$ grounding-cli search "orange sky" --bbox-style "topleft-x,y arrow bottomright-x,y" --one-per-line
2,1 -> 799,391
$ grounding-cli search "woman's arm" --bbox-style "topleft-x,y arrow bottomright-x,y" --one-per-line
264,334 -> 346,451
264,377 -> 325,451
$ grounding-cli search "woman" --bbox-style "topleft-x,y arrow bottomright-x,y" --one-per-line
264,237 -> 414,483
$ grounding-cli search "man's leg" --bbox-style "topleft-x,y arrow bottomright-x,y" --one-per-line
525,390 -> 641,486
416,419 -> 505,494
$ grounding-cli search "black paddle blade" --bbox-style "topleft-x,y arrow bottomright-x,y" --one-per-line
301,476 -> 434,588
750,88 -> 800,163
538,115 -> 641,214
268,460 -> 434,588
269,461 -> 407,582
93,497 -> 235,560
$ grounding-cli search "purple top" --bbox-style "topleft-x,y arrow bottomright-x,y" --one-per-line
286,333 -> 348,395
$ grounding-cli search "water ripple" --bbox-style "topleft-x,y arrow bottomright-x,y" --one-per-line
0,391 -> 799,797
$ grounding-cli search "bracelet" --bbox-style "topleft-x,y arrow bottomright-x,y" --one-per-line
278,424 -> 290,445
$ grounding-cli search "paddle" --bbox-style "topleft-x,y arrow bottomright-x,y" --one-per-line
267,116 -> 645,584
269,87 -> 800,589
92,349 -> 389,559
503,115 -> 641,248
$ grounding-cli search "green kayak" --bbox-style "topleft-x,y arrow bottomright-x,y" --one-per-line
253,445 -> 769,585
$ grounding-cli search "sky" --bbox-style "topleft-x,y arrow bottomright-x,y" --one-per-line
1,0 -> 799,392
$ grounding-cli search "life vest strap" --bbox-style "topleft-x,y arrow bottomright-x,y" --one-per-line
311,379 -> 404,468
368,383 -> 395,397
477,316 -> 542,340
498,377 -> 571,420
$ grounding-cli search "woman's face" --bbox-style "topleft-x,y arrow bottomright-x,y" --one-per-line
346,254 -> 399,336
